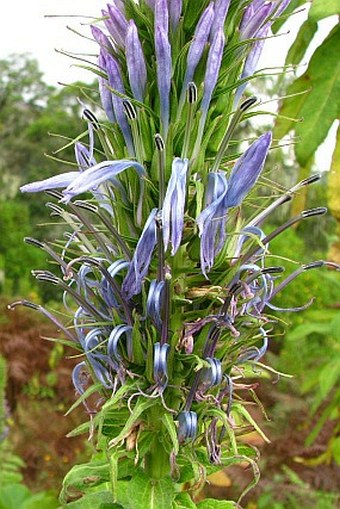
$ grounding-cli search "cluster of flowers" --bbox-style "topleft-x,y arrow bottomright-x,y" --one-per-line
11,0 -> 338,474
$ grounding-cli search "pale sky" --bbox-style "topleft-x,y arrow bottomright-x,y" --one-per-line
0,1 -> 337,170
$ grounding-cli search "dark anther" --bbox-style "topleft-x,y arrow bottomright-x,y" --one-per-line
188,82 -> 198,104
123,100 -> 137,120
301,207 -> 327,218
154,133 -> 165,151
240,96 -> 257,112
82,108 -> 100,130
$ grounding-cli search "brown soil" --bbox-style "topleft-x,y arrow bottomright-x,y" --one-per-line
0,298 -> 89,491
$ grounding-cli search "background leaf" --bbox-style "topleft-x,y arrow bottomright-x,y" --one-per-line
309,0 -> 340,21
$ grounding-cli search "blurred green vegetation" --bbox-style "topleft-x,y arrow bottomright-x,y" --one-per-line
0,54 -> 97,298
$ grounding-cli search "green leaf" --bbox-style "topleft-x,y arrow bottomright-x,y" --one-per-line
173,493 -> 197,508
108,397 -> 155,448
197,500 -> 237,508
319,359 -> 340,399
286,18 -> 318,66
331,436 -> 340,465
0,484 -> 31,509
295,25 -> 340,165
60,461 -> 110,503
116,470 -> 175,509
309,0 -> 340,21
65,383 -> 102,416
162,413 -> 179,455
232,404 -> 271,444
64,491 -> 113,509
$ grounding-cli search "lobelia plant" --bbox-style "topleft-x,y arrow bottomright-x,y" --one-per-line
9,0 -> 340,508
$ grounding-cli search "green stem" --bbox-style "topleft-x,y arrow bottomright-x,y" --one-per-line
144,436 -> 171,480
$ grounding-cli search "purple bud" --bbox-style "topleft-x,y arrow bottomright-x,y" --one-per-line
273,0 -> 292,17
155,0 -> 169,33
234,23 -> 270,105
226,132 -> 272,208
102,50 -> 134,154
104,4 -> 128,47
240,0 -> 265,32
210,0 -> 231,38
169,0 -> 182,31
201,28 -> 225,116
145,0 -> 155,8
91,25 -> 113,51
182,2 -> 215,91
122,208 -> 158,299
155,26 -> 172,137
97,48 -> 116,122
126,20 -> 147,102
240,2 -> 273,40
162,158 -> 188,255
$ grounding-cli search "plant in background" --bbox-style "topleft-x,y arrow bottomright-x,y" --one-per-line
9,1 -> 339,507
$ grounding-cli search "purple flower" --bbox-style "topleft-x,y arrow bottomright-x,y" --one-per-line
126,20 -> 147,102
72,362 -> 89,395
178,411 -> 197,443
122,208 -> 158,299
61,159 -> 145,203
196,171 -> 229,277
102,50 -> 134,154
22,156 -> 142,205
75,142 -> 97,170
198,358 -> 223,392
210,0 -> 231,38
153,342 -> 170,388
20,171 -> 79,194
162,158 -> 188,255
226,131 -> 272,207
155,26 -> 172,137
107,324 -> 133,364
147,280 -> 165,329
